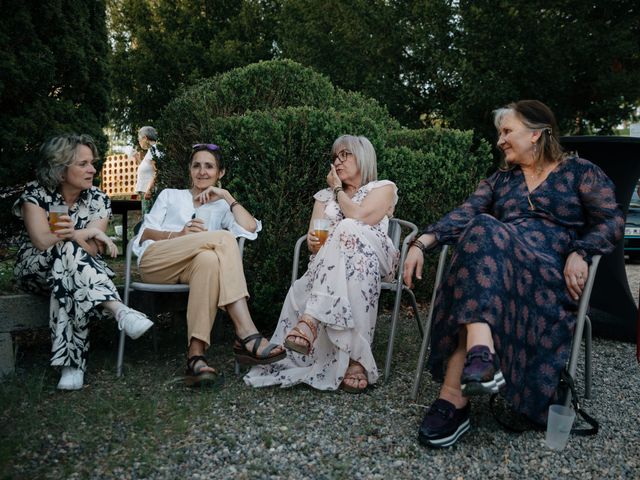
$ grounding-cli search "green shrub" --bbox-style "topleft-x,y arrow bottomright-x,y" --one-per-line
384,128 -> 493,227
157,60 -> 492,328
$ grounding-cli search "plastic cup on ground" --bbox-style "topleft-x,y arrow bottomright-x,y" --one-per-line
545,404 -> 575,450
49,205 -> 69,232
313,218 -> 331,246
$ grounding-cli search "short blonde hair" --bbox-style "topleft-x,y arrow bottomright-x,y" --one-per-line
36,134 -> 98,190
331,135 -> 377,185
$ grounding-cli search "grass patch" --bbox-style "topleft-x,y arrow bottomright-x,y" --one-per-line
0,306 -> 428,478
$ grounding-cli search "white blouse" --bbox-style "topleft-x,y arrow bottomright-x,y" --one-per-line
135,148 -> 156,193
132,188 -> 262,262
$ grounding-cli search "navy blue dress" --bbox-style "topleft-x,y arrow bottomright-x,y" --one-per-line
425,156 -> 624,423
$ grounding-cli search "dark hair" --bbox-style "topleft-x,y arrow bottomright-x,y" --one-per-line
37,134 -> 98,190
189,144 -> 224,171
493,100 -> 565,169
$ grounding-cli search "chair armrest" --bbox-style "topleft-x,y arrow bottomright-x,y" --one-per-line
291,235 -> 308,287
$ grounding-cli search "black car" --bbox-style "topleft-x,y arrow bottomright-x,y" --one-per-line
624,190 -> 640,262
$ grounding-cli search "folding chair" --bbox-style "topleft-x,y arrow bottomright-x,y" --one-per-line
289,218 -> 422,380
116,235 -> 246,377
410,244 -> 600,402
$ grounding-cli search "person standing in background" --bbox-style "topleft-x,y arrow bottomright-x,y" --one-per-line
136,126 -> 159,215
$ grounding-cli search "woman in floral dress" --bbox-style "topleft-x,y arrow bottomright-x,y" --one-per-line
245,135 -> 399,393
404,100 -> 624,448
13,134 -> 153,390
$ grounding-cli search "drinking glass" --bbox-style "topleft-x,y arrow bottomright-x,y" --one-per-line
49,205 -> 69,232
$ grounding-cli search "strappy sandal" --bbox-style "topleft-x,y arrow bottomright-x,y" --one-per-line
340,361 -> 369,394
233,333 -> 286,365
185,355 -> 223,388
283,316 -> 318,355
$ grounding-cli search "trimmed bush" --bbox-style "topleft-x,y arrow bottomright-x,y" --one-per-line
157,60 -> 492,328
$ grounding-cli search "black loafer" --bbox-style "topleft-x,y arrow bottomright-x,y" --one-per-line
418,398 -> 470,448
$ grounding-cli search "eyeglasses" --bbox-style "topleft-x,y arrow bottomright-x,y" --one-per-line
333,149 -> 353,163
192,143 -> 220,153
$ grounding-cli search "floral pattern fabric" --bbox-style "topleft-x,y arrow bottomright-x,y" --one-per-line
244,180 -> 399,390
13,181 -> 119,371
424,157 -> 623,423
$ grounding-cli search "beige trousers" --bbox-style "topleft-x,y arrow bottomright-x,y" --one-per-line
139,231 -> 249,347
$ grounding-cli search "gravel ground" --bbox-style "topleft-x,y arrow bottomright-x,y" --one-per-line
4,267 -> 640,479
146,335 -> 638,480
146,266 -> 640,480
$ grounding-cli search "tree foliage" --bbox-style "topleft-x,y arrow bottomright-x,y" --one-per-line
274,0 -> 424,126
418,0 -> 640,139
0,0 -> 110,241
108,0 -> 277,137
0,0 -> 111,186
109,0 -> 639,141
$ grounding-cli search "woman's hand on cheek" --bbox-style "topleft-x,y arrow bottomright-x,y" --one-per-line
196,186 -> 227,205
326,165 -> 341,190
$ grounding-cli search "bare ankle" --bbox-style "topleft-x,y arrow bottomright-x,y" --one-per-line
465,323 -> 495,353
439,384 -> 467,409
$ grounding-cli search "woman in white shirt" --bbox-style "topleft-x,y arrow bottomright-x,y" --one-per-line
136,126 -> 159,214
132,143 -> 284,386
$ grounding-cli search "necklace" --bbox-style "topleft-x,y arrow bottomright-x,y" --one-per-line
527,194 -> 535,211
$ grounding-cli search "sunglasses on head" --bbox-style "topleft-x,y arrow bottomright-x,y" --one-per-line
192,143 -> 220,153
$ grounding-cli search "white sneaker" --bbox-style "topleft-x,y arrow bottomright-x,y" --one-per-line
57,367 -> 84,390
117,306 -> 154,340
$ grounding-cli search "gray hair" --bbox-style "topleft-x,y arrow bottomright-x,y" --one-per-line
36,134 -> 99,190
138,126 -> 158,141
493,100 -> 564,171
331,135 -> 377,186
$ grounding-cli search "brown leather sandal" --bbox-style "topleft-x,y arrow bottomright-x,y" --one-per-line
340,361 -> 369,394
283,316 -> 318,355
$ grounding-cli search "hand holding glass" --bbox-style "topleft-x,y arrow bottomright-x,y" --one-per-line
49,205 -> 69,232
313,219 -> 330,246
195,206 -> 212,230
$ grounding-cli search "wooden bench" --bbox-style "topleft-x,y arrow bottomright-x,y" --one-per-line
0,288 -> 157,377
0,293 -> 49,376
0,289 -> 231,377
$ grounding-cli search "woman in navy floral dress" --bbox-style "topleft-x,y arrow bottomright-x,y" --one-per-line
404,100 -> 624,448
13,134 -> 153,390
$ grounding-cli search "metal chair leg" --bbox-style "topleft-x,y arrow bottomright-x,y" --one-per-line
411,319 -> 432,401
152,324 -> 158,353
407,288 -> 423,338
411,245 -> 448,401
384,282 -> 405,379
584,315 -> 592,399
116,329 -> 126,377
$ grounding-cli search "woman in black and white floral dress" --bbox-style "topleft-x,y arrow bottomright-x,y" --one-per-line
13,134 -> 153,390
